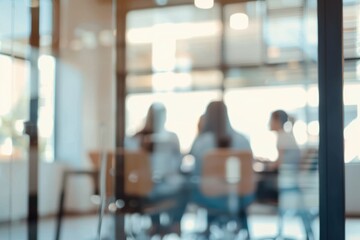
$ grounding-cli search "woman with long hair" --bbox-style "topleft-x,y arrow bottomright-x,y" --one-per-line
126,102 -> 185,235
190,101 -> 251,171
189,101 -> 254,233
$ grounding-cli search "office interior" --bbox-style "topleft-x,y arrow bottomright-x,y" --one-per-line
0,0 -> 359,239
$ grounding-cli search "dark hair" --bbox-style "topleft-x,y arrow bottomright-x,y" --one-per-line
136,103 -> 166,151
201,101 -> 233,148
271,110 -> 289,128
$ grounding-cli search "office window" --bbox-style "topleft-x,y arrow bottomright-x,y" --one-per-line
224,1 -> 264,66
265,4 -> 304,63
126,4 -> 221,73
0,54 -> 55,162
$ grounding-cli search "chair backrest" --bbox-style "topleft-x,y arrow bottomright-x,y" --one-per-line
122,150 -> 153,197
201,150 -> 255,197
89,150 -> 153,198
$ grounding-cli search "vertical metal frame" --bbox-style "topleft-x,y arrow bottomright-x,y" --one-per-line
27,1 -> 41,240
51,0 -> 60,54
114,0 -> 127,239
318,0 -> 345,239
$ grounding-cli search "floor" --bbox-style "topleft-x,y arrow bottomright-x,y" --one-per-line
1,212 -> 359,240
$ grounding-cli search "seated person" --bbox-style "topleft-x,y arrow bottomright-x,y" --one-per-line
268,110 -> 301,190
125,102 -> 186,233
256,110 -> 302,203
189,101 -> 254,227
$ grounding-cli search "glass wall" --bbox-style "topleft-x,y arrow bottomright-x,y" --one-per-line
0,1 -> 30,239
1,0 -> 116,239
2,0 -> 358,239
122,0 -> 320,239
344,0 -> 360,239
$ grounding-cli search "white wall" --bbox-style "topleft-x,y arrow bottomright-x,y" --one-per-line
56,0 -> 115,168
0,161 -> 96,222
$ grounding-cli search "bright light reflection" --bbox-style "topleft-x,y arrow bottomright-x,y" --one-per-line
230,13 -> 249,30
152,25 -> 176,72
44,145 -> 54,162
307,87 -> 319,107
152,72 -> 192,92
152,72 -> 176,92
181,154 -> 195,172
293,120 -> 308,145
308,121 -> 319,136
343,84 -> 360,105
0,55 -> 12,116
174,73 -> 192,89
38,54 -> 55,161
0,138 -> 13,156
127,22 -> 221,44
15,120 -> 24,134
194,0 -> 214,9
181,213 -> 197,231
38,55 -> 55,71
344,118 -> 360,162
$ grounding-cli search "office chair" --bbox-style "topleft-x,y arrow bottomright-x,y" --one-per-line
197,150 -> 255,239
95,149 -> 184,238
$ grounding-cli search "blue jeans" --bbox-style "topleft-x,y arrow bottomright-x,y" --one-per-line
191,188 -> 255,223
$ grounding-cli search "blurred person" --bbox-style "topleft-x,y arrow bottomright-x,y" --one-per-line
189,101 -> 254,230
268,110 -> 301,184
256,110 -> 301,203
267,111 -> 314,239
190,101 -> 251,161
125,102 -> 186,235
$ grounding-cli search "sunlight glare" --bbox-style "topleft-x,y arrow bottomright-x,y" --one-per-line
230,13 -> 249,30
194,0 -> 214,9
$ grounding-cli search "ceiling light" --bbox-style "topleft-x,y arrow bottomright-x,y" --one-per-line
194,0 -> 214,9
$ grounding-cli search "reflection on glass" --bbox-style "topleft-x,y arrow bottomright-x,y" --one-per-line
344,2 -> 360,235
1,0 -> 358,238
123,1 -> 320,239
0,55 -> 29,161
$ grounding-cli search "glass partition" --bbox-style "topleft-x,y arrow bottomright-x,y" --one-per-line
120,1 -> 320,239
0,1 -> 12,237
1,0 -> 116,239
1,0 -> 355,239
344,0 -> 360,239
0,1 -> 31,239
